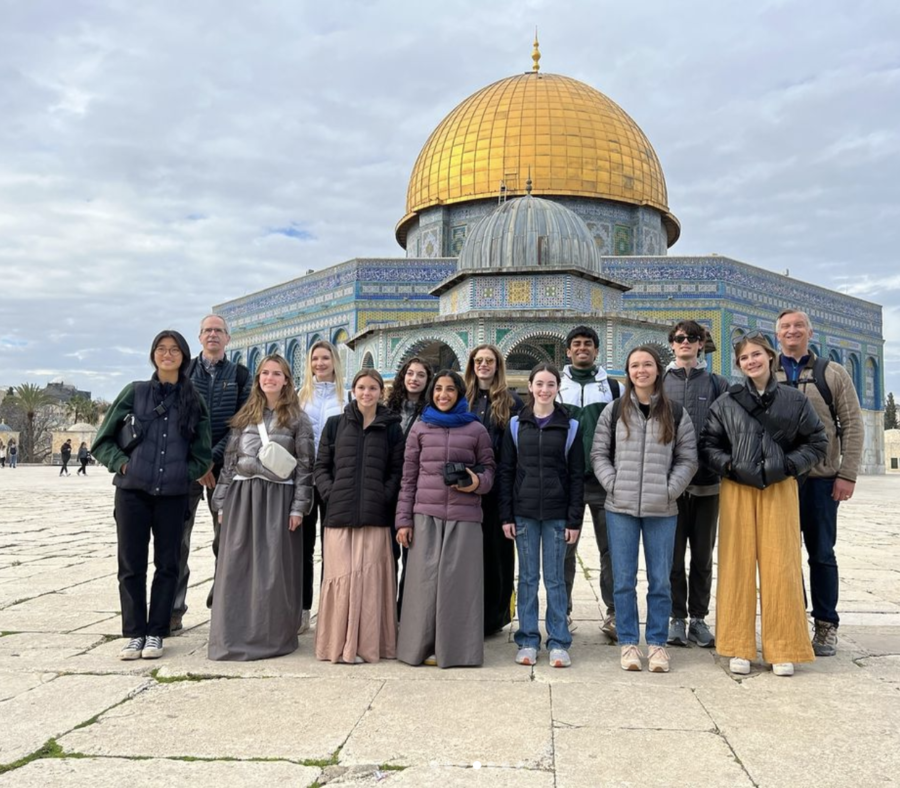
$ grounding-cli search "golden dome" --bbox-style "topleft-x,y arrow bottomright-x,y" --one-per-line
397,71 -> 679,247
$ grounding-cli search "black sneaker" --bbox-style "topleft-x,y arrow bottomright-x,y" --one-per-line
667,618 -> 688,646
142,635 -> 164,659
812,620 -> 838,656
119,637 -> 145,661
170,615 -> 183,633
688,618 -> 715,648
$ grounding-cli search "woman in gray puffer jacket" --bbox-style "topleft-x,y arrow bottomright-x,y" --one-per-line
592,346 -> 698,674
395,370 -> 495,668
209,355 -> 315,661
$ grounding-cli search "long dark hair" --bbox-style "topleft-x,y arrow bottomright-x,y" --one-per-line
426,369 -> 467,409
386,356 -> 433,416
149,329 -> 202,440
620,345 -> 675,444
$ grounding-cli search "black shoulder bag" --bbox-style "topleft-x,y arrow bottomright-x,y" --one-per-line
117,384 -> 177,454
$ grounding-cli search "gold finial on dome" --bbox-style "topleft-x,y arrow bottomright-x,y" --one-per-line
532,29 -> 540,73
526,166 -> 533,194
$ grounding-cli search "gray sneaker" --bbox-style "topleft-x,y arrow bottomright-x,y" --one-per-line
600,613 -> 617,642
688,618 -> 715,648
812,620 -> 838,657
667,618 -> 688,647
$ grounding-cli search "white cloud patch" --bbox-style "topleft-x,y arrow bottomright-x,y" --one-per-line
1,0 -> 898,399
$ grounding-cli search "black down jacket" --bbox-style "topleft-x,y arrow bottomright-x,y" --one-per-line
314,402 -> 406,528
699,377 -> 827,490
498,404 -> 585,529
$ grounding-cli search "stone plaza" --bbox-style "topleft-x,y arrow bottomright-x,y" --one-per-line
0,467 -> 898,786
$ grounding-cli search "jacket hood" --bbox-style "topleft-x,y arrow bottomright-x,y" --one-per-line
562,364 -> 608,382
665,359 -> 709,372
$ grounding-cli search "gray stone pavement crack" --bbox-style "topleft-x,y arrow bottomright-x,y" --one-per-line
691,688 -> 761,788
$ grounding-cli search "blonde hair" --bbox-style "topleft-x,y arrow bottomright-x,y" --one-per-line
297,340 -> 344,410
464,344 -> 515,430
231,354 -> 301,429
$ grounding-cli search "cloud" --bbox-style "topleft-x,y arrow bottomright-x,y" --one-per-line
0,0 -> 897,401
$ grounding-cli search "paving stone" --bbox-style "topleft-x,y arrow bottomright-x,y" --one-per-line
551,682 -> 715,731
0,605 -> 114,633
59,677 -> 382,761
0,671 -> 56,702
0,632 -> 108,672
328,765 -> 554,786
696,679 -> 900,786
0,756 -> 320,787
0,674 -> 149,766
554,728 -> 752,787
342,680 -> 552,768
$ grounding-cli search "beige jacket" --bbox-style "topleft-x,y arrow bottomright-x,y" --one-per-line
775,353 -> 863,483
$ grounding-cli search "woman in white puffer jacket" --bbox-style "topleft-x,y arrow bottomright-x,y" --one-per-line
297,340 -> 348,633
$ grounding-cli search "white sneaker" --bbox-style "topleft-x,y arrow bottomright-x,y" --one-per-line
298,609 -> 310,634
772,662 -> 794,677
729,657 -> 751,675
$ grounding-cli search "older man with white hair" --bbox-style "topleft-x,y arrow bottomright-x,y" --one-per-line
775,309 -> 863,657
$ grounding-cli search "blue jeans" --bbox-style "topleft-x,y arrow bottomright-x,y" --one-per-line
799,477 -> 840,625
606,512 -> 677,646
514,517 -> 571,652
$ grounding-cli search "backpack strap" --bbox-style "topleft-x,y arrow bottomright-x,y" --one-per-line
509,416 -> 520,449
608,377 -> 621,400
607,398 -> 623,462
811,357 -> 842,444
565,418 -> 579,455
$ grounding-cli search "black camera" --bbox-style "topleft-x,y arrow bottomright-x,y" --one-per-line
442,462 -> 484,486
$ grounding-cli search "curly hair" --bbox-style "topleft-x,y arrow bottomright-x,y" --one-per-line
386,357 -> 433,416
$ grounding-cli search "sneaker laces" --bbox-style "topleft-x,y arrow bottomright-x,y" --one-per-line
622,644 -> 642,662
145,635 -> 163,650
126,637 -> 144,651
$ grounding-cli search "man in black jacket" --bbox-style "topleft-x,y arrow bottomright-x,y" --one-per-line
171,314 -> 250,631
662,321 -> 728,648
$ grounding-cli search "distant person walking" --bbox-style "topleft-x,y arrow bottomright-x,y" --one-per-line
59,439 -> 73,476
92,330 -> 212,661
8,440 -> 17,468
0,440 -> 6,468
77,442 -> 90,475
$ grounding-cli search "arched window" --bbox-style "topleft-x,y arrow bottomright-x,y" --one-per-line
247,348 -> 261,376
361,351 -> 375,370
287,341 -> 304,387
865,357 -> 879,409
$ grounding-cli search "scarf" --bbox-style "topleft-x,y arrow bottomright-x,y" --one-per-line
421,398 -> 479,428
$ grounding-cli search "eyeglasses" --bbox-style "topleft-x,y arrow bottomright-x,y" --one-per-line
201,328 -> 226,335
154,346 -> 183,357
732,329 -> 765,348
673,334 -> 702,344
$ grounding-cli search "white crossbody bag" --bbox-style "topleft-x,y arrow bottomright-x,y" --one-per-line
257,417 -> 297,480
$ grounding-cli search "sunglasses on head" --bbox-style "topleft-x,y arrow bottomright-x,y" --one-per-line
732,329 -> 765,348
673,333 -> 702,344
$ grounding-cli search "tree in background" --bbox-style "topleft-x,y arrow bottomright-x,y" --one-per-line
886,392 -> 898,430
66,394 -> 100,425
4,384 -> 54,462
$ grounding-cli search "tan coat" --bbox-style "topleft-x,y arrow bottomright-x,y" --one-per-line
775,353 -> 863,483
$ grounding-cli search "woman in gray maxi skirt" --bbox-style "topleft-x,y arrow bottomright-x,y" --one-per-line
395,370 -> 495,668
209,355 -> 315,661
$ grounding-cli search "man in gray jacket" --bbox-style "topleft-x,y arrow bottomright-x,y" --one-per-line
662,321 -> 728,648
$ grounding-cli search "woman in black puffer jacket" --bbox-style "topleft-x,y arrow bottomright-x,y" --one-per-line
700,332 -> 827,678
313,369 -> 406,664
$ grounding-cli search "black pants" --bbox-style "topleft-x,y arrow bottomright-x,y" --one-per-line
115,488 -> 188,638
482,492 -> 514,634
302,490 -> 325,610
59,459 -> 70,475
173,479 -> 218,617
565,499 -> 614,615
669,492 -> 719,620
77,459 -> 89,475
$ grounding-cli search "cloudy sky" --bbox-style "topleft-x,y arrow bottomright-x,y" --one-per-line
2,0 -> 899,402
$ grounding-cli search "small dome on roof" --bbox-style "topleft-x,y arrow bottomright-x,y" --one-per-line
458,194 -> 601,271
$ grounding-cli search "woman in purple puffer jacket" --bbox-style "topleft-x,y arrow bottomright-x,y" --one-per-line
395,369 -> 495,668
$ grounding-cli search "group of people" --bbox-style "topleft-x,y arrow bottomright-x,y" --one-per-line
58,439 -> 91,476
0,439 -> 18,468
90,308 -> 861,678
